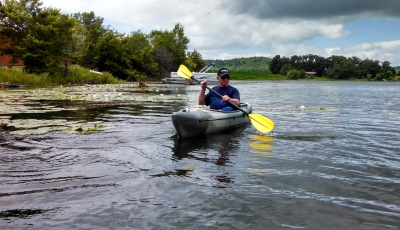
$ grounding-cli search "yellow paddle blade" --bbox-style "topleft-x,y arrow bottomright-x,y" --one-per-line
177,64 -> 192,79
248,114 -> 274,133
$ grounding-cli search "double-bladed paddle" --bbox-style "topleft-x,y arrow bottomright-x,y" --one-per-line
177,64 -> 274,134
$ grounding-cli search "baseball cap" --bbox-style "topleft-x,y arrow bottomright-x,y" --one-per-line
217,68 -> 230,77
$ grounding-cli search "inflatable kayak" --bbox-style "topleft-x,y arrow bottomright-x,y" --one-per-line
171,103 -> 252,138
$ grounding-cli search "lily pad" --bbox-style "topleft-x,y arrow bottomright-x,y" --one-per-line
0,83 -> 186,135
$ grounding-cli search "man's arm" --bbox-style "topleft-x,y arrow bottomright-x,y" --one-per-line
198,81 -> 207,105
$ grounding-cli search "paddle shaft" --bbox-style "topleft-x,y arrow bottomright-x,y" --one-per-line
191,77 -> 249,116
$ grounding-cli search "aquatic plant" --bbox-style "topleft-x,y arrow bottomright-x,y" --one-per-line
0,83 -> 187,135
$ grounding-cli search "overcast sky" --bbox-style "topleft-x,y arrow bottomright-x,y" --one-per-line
42,0 -> 400,66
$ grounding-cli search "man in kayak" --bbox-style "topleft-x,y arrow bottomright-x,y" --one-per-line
198,67 -> 240,111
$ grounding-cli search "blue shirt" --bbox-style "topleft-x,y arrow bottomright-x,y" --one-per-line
205,85 -> 240,111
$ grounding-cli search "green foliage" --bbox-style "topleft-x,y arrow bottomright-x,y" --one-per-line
149,23 -> 190,78
0,67 -> 52,87
124,31 -> 158,79
0,0 -> 75,74
0,65 -> 122,87
206,57 -> 271,72
280,63 -> 293,76
394,66 -> 400,75
269,55 -> 288,74
270,54 -> 397,81
72,12 -> 107,68
287,69 -> 306,80
374,70 -> 395,81
186,49 -> 206,72
125,69 -> 148,82
1,2 -> 194,81
231,71 -> 285,80
94,31 -> 131,79
60,65 -> 122,84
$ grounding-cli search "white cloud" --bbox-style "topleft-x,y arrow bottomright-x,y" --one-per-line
41,0 -> 400,65
340,40 -> 400,63
324,47 -> 342,57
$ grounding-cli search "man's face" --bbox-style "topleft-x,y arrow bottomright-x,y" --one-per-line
217,74 -> 230,87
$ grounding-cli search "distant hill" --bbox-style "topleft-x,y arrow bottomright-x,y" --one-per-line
395,66 -> 400,74
204,57 -> 271,72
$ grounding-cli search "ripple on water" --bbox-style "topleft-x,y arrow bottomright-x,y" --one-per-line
1,82 -> 400,229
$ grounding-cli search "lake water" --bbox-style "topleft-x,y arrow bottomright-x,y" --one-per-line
1,81 -> 399,229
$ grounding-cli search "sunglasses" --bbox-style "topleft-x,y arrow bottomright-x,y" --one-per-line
220,75 -> 230,80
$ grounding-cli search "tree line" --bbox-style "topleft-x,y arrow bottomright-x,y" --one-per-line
0,0 -> 205,81
270,54 -> 398,81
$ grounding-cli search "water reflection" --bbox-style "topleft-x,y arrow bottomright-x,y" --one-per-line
0,209 -> 49,219
172,135 -> 234,166
273,131 -> 339,141
171,128 -> 247,188
171,127 -> 246,165
248,135 -> 274,157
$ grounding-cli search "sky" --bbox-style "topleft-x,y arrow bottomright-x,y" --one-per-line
41,0 -> 400,66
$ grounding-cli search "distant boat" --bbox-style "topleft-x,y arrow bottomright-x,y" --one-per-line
162,63 -> 218,85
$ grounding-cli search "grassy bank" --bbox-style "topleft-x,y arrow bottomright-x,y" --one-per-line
231,71 -> 287,80
0,65 -> 123,88
230,71 -> 399,81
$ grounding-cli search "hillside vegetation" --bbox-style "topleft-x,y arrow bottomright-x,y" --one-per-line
205,57 -> 271,72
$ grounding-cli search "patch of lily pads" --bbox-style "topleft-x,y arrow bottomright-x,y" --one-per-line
382,112 -> 400,118
296,106 -> 330,112
0,83 -> 188,135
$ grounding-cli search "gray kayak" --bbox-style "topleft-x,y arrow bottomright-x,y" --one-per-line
171,103 -> 252,138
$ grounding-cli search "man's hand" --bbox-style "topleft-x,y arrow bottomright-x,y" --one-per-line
200,80 -> 208,88
221,95 -> 231,101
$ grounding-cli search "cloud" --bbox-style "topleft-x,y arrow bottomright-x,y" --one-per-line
41,0 -> 400,65
223,0 -> 400,20
333,40 -> 400,64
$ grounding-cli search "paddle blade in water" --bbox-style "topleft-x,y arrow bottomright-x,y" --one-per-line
177,64 -> 192,79
248,114 -> 274,133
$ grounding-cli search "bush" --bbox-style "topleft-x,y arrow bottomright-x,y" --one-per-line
287,69 -> 305,80
0,65 -> 122,87
0,67 -> 52,87
126,69 -> 148,82
62,66 -> 122,84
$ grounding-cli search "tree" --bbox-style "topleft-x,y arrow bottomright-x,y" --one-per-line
124,31 -> 158,79
152,45 -> 174,78
0,0 -> 75,73
94,31 -> 130,79
149,23 -> 189,77
270,55 -> 289,74
186,49 -> 206,71
358,59 -> 381,79
325,56 -> 356,79
381,60 -> 396,76
73,11 -> 107,69
280,63 -> 293,76
269,55 -> 280,74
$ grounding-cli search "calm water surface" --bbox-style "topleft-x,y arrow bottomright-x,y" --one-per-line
1,81 -> 399,229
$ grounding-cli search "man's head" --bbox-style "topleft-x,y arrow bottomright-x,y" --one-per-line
217,67 -> 230,87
